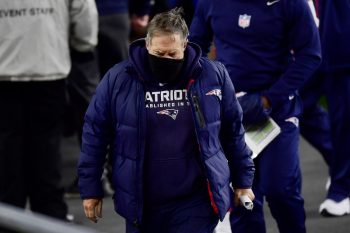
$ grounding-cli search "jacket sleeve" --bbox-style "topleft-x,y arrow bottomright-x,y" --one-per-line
78,71 -> 114,199
262,0 -> 322,109
70,0 -> 98,52
189,0 -> 214,56
217,62 -> 255,189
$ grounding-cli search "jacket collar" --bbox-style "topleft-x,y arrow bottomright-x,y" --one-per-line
128,39 -> 203,84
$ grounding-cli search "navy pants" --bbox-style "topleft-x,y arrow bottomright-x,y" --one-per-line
126,192 -> 219,233
299,72 -> 333,166
0,80 -> 67,220
326,71 -> 350,201
231,119 -> 306,233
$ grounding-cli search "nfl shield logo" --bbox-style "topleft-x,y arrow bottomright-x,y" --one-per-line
238,14 -> 251,29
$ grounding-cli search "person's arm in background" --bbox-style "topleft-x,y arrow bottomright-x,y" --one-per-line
129,0 -> 151,33
188,0 -> 214,57
262,0 -> 322,109
78,71 -> 114,223
69,0 -> 98,52
217,61 -> 255,206
308,0 -> 319,27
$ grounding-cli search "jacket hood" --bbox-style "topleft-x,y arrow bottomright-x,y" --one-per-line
129,39 -> 202,83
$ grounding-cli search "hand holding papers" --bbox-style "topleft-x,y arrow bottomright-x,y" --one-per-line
236,91 -> 280,159
244,117 -> 281,159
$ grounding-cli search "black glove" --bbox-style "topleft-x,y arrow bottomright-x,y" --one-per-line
237,93 -> 270,126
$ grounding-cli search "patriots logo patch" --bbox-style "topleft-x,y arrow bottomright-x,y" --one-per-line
206,89 -> 222,100
157,109 -> 179,120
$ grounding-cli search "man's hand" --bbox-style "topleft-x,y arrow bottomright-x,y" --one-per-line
233,188 -> 255,207
237,93 -> 270,125
261,96 -> 271,109
83,198 -> 103,223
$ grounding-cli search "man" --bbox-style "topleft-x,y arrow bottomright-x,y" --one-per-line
318,0 -> 350,217
78,8 -> 255,233
0,0 -> 98,220
97,0 -> 151,75
189,0 -> 321,232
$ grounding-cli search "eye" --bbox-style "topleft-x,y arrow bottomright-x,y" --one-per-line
155,51 -> 164,56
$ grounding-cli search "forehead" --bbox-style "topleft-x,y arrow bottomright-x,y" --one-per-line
148,33 -> 184,51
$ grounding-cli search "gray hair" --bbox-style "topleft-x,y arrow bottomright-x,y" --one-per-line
146,7 -> 189,45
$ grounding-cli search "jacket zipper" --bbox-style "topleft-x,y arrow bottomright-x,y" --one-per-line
192,93 -> 206,129
136,82 -> 145,227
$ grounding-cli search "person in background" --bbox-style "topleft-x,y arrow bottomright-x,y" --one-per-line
0,0 -> 98,220
164,0 -> 198,25
190,0 -> 321,232
65,0 -> 151,197
298,0 -> 333,188
299,70 -> 333,174
149,0 -> 198,25
63,47 -> 100,198
97,0 -> 151,75
318,0 -> 350,217
78,8 -> 255,233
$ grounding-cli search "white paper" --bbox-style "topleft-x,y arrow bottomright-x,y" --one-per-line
239,195 -> 254,210
244,117 -> 281,159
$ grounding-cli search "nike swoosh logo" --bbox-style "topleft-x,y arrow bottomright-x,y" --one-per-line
267,0 -> 280,6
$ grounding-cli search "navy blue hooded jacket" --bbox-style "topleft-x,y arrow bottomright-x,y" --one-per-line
189,0 -> 321,111
319,0 -> 350,72
78,39 -> 254,224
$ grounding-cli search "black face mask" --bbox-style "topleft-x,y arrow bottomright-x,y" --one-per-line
148,53 -> 184,83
